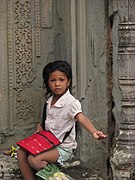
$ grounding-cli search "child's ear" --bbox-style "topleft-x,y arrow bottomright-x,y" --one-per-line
68,79 -> 71,87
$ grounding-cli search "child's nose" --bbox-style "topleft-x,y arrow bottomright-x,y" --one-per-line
55,81 -> 60,86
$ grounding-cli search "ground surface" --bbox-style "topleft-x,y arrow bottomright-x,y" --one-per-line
36,164 -> 102,180
61,165 -> 99,180
0,150 -> 103,180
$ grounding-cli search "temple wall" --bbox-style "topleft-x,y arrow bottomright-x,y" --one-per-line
74,1 -> 109,179
0,0 -> 109,179
0,0 -> 55,147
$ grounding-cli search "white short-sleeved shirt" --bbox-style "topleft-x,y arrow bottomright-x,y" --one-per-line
44,90 -> 82,149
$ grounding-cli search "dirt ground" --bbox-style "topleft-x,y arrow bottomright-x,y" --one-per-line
57,155 -> 103,180
36,164 -> 99,180
61,165 -> 98,180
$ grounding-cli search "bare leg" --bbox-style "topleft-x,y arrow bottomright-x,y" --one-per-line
28,148 -> 60,171
17,148 -> 35,180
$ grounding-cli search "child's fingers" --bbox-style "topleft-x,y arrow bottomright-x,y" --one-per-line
93,131 -> 107,139
34,130 -> 39,134
99,133 -> 107,139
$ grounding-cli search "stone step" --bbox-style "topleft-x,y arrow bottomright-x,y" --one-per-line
0,153 -> 103,180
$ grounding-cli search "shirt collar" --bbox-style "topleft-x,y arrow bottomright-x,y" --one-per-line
47,89 -> 70,107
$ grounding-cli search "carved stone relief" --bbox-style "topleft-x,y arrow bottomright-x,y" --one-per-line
111,0 -> 135,179
7,0 -> 15,131
0,0 -> 54,146
35,0 -> 41,57
41,0 -> 53,28
14,0 -> 36,120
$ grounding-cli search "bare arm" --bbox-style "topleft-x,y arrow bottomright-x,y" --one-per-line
75,112 -> 107,140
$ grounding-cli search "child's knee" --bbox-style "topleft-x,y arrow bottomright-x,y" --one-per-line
28,155 -> 40,170
28,155 -> 48,171
28,154 -> 35,166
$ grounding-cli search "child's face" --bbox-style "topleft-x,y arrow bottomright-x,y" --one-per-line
48,70 -> 70,97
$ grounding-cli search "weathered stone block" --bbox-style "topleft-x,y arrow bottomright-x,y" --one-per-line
0,154 -> 22,180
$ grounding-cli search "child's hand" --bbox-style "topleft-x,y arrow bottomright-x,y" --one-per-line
93,131 -> 107,140
34,123 -> 43,134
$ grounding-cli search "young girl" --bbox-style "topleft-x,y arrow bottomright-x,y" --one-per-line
17,60 -> 107,180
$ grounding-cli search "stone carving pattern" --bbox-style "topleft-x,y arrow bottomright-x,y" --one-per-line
111,2 -> 135,179
7,0 -> 14,131
118,0 -> 135,144
14,0 -> 35,119
118,0 -> 135,22
41,0 -> 53,28
35,0 -> 41,57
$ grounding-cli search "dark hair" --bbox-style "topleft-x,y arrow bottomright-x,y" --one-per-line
43,60 -> 72,98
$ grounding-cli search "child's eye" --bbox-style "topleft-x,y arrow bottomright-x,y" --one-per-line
50,79 -> 55,82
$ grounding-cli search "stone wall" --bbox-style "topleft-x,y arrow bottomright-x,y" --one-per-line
75,1 -> 109,179
0,0 -> 109,179
0,0 -> 55,148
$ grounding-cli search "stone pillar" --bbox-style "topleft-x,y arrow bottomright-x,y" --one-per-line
111,0 -> 135,179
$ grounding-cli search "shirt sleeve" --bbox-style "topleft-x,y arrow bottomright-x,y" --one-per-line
68,99 -> 82,119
